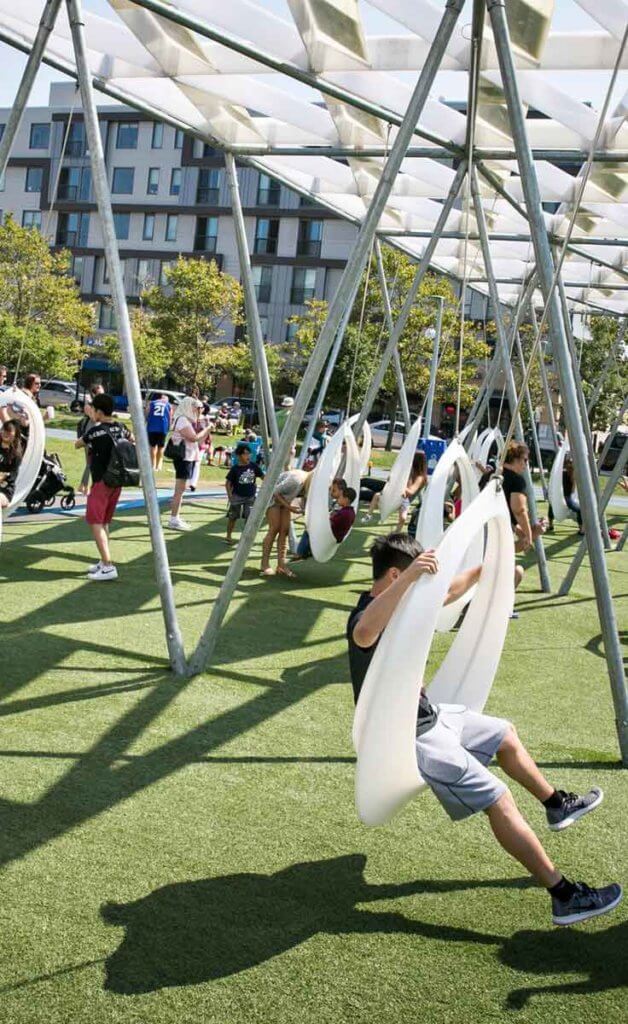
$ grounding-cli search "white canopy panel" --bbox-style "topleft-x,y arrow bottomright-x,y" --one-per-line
0,0 -> 626,312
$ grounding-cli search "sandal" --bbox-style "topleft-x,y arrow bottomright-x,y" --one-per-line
277,567 -> 297,579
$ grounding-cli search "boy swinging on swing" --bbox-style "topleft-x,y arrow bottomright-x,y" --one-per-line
347,533 -> 621,927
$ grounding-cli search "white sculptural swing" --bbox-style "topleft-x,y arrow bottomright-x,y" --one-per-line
476,427 -> 505,470
353,480 -> 515,826
548,440 -> 574,523
347,414 -> 372,475
378,416 -> 423,523
468,426 -> 491,463
305,422 -> 361,562
416,438 -> 483,632
0,388 -> 46,540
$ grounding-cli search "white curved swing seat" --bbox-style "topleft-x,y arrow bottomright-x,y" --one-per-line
0,387 -> 46,518
548,441 -> 574,523
305,422 -> 360,562
347,414 -> 372,475
379,416 -> 423,523
416,439 -> 482,632
477,427 -> 504,470
353,480 -> 515,826
468,426 -> 491,463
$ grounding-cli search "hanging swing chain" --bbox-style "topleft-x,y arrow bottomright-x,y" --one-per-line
498,24 -> 627,464
12,86 -> 79,384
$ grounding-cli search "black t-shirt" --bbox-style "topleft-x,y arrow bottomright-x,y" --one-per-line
347,593 -> 437,732
84,420 -> 131,483
0,446 -> 21,500
226,462 -> 264,499
502,466 -> 526,527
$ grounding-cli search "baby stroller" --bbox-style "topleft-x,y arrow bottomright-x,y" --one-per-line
26,452 -> 76,514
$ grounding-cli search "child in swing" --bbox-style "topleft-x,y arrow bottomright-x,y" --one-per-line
347,532 -> 621,927
0,420 -> 24,509
293,484 -> 357,561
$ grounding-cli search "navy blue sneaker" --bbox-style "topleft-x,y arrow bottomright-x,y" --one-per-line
552,881 -> 622,926
546,788 -> 604,831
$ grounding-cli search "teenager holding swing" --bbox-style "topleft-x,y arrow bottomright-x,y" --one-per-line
347,533 -> 621,926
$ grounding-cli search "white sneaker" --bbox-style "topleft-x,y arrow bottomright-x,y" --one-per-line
89,564 -> 118,582
168,516 -> 191,531
361,513 -> 372,523
87,560 -> 103,575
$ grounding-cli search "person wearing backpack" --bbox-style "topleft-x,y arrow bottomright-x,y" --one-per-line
75,392 -> 134,581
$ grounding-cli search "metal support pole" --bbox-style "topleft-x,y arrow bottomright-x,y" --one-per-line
353,160 -> 467,437
616,523 -> 628,553
0,0 -> 63,181
514,330 -> 548,498
374,241 -> 411,432
558,438 -> 628,595
424,297 -> 444,438
470,167 -> 551,593
187,0 -> 466,677
556,274 -> 611,548
488,0 -> 628,764
533,335 -> 560,451
65,0 -> 186,675
586,320 -> 626,416
224,152 -> 279,458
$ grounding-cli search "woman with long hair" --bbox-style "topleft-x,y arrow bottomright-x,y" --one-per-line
361,450 -> 428,529
0,420 -> 24,508
260,468 -> 312,578
167,397 -> 212,531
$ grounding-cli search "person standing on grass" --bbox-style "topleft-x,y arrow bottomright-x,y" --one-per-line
77,382 -> 105,495
348,532 -> 621,927
225,443 -> 265,544
75,393 -> 131,582
145,393 -> 172,472
168,397 -> 212,532
260,468 -> 312,578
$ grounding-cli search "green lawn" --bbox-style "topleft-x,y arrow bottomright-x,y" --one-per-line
0,489 -> 626,1022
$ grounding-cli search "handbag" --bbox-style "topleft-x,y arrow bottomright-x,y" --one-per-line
164,417 -> 186,461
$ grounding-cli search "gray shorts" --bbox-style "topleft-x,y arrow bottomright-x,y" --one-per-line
416,705 -> 510,821
227,497 -> 254,521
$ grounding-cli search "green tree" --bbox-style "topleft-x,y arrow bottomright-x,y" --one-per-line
0,216 -> 94,377
226,340 -> 283,390
102,303 -> 169,387
578,317 -> 627,431
142,257 -> 243,388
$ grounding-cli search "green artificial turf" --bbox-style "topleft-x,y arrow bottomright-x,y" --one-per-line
0,495 -> 626,1023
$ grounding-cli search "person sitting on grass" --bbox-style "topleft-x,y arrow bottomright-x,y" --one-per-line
225,443 -> 265,545
75,393 -> 132,582
0,420 -> 23,510
348,533 -> 621,927
293,484 -> 357,561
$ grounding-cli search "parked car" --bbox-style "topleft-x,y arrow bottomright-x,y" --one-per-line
370,419 -> 410,449
40,378 -> 86,412
600,429 -> 627,472
303,408 -> 345,430
141,389 -> 186,407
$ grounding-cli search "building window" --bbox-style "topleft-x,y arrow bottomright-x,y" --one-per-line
297,219 -> 323,257
0,171 -> 4,192
257,173 -> 280,206
252,265 -> 272,304
174,128 -> 184,149
71,255 -> 84,284
136,258 -> 152,290
56,211 -> 89,246
194,216 -> 218,252
147,167 -> 159,196
66,121 -> 85,157
25,166 -> 43,193
151,122 -> 163,149
202,143 -> 216,158
113,212 -> 130,240
116,122 -> 138,149
165,214 -> 178,242
0,124 -> 4,141
102,258 -> 125,286
299,195 -> 317,207
159,261 -> 174,286
22,210 -> 42,231
170,168 -> 182,196
254,218 -> 279,255
290,267 -> 316,304
98,302 -> 116,330
142,213 -> 155,241
29,123 -> 50,149
196,168 -> 220,204
58,166 -> 91,201
112,167 -> 134,194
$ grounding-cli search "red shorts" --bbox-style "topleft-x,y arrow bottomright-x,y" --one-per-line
86,480 -> 122,525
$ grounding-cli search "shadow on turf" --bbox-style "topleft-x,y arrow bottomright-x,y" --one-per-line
99,854 -> 508,993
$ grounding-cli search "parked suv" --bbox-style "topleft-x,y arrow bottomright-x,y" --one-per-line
40,379 -> 86,412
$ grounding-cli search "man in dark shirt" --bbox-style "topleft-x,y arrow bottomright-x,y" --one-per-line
75,393 -> 131,581
225,444 -> 264,543
502,441 -> 547,546
347,532 -> 620,927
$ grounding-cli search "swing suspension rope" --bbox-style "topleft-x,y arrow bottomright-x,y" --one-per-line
498,23 -> 627,466
11,86 -> 79,385
496,246 -> 534,428
346,239 -> 375,415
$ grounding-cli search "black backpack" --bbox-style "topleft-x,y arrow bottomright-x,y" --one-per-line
102,426 -> 140,488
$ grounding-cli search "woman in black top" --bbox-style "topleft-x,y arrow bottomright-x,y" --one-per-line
0,420 -> 24,508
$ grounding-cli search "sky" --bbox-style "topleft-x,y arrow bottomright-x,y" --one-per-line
0,0 -> 625,114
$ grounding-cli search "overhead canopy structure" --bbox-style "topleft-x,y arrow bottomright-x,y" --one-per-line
0,0 -> 626,312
